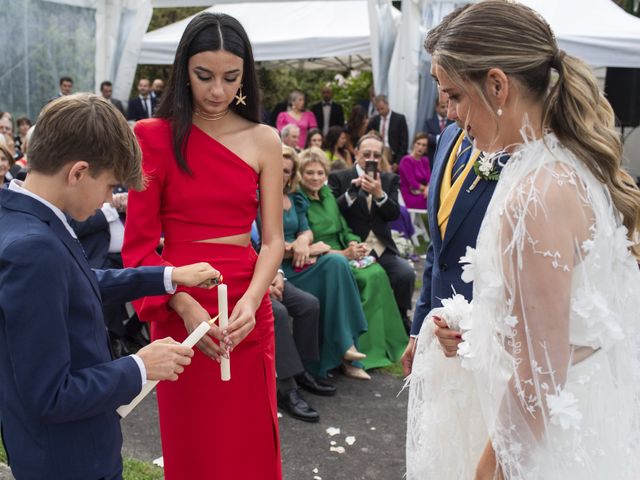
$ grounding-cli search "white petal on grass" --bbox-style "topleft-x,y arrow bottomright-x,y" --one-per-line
152,456 -> 164,468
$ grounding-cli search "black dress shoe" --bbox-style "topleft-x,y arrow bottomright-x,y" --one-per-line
295,371 -> 337,397
277,389 -> 320,423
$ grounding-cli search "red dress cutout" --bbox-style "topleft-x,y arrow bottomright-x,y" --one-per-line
122,118 -> 281,480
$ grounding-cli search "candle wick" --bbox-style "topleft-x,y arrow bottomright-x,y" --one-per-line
208,314 -> 220,325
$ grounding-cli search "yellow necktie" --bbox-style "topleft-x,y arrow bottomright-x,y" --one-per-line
437,134 -> 480,238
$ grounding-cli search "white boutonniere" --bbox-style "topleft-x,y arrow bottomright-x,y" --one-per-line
467,153 -> 502,192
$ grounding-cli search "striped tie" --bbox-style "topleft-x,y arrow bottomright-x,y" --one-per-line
451,136 -> 473,185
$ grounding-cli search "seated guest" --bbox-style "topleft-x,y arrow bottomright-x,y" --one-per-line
329,134 -> 416,331
323,126 -> 353,171
270,271 -> 331,423
276,90 -> 317,150
281,124 -> 301,152
279,146 -> 369,380
14,117 -> 32,155
297,147 -> 408,373
304,128 -> 323,149
399,133 -> 431,209
251,222 -> 335,423
0,143 -> 13,186
346,105 -> 368,149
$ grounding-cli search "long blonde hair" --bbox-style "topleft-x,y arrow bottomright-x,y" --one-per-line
426,0 -> 640,256
282,145 -> 300,193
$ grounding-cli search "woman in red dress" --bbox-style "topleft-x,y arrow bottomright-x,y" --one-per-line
122,13 -> 284,480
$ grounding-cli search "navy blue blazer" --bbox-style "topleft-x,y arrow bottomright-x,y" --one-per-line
411,124 -> 499,335
0,188 -> 167,479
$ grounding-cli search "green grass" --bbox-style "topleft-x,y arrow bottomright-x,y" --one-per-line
0,438 -> 162,480
381,361 -> 405,379
123,458 -> 164,480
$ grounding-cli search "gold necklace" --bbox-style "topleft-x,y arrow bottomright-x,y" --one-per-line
193,107 -> 230,121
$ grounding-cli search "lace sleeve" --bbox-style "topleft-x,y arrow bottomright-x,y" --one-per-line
487,163 -> 595,474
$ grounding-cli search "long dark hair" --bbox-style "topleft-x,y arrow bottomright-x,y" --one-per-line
156,12 -> 261,173
323,126 -> 347,153
304,128 -> 322,149
346,104 -> 367,147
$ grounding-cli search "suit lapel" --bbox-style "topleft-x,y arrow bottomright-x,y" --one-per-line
1,190 -> 102,300
49,219 -> 102,300
428,127 -> 462,252
441,167 -> 490,252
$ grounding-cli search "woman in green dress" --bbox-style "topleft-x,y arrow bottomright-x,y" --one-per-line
279,146 -> 370,380
296,147 -> 409,371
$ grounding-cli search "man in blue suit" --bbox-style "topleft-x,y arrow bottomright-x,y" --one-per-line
0,94 -> 219,479
401,67 -> 502,375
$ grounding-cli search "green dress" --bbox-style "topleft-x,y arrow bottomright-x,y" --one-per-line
281,193 -> 367,378
297,186 -> 409,369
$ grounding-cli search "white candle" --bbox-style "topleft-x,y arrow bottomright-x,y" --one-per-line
218,283 -> 231,381
117,321 -> 212,418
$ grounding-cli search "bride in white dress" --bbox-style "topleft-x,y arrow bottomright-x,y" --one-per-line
406,2 -> 640,479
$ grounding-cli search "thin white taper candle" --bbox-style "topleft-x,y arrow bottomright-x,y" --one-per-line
218,283 -> 231,381
117,319 -> 213,418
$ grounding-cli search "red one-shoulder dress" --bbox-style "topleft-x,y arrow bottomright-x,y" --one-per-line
122,118 -> 281,480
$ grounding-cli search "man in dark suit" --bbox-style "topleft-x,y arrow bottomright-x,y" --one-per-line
401,69 -> 503,375
366,95 -> 409,167
45,76 -> 74,106
329,133 -> 416,329
311,85 -> 345,136
100,80 -> 126,117
422,97 -> 454,166
0,94 -> 219,479
127,77 -> 156,122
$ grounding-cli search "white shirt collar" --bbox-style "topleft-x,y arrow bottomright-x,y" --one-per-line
8,180 -> 77,239
355,163 -> 365,176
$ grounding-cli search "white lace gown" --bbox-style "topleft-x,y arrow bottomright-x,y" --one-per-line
406,134 -> 640,479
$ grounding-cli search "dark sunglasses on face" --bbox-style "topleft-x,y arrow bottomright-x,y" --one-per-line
361,151 -> 382,160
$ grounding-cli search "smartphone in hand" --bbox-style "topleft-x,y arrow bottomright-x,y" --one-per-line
364,160 -> 378,179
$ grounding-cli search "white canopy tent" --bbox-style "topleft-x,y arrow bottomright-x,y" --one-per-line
139,1 -> 375,69
388,0 -> 640,142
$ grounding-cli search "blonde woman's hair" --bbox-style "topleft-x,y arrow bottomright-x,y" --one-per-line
282,145 -> 300,192
426,0 -> 640,256
298,147 -> 330,183
288,90 -> 305,109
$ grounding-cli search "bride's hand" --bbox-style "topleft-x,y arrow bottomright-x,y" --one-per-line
433,316 -> 462,358
474,441 -> 503,480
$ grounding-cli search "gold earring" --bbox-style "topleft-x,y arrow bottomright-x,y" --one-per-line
235,85 -> 246,106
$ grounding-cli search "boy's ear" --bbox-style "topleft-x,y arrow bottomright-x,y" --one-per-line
66,161 -> 90,185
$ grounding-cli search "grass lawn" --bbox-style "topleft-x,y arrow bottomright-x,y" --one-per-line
0,439 -> 162,480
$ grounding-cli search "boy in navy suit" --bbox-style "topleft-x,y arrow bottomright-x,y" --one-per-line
0,94 -> 220,480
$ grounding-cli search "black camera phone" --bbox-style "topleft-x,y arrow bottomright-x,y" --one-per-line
364,160 -> 378,179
